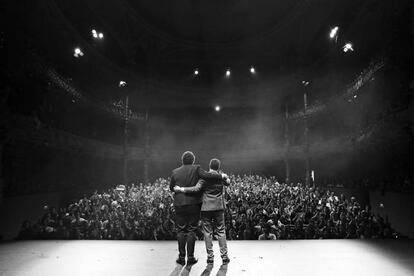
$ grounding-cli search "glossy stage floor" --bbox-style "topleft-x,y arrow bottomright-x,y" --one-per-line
0,240 -> 413,276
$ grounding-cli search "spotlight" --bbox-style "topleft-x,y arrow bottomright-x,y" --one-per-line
329,26 -> 339,39
73,47 -> 84,58
119,80 -> 127,87
194,69 -> 199,75
250,66 -> 255,74
215,105 -> 221,112
343,43 -> 354,52
92,29 -> 104,39
226,69 -> 231,77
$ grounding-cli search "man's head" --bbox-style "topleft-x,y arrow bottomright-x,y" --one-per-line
263,224 -> 271,235
181,151 -> 195,165
209,158 -> 221,171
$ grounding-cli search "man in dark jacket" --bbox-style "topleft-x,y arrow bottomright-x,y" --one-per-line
174,158 -> 230,265
170,151 -> 227,266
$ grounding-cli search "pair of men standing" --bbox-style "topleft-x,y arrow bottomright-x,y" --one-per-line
169,151 -> 230,266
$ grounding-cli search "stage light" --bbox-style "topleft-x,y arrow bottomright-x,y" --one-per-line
329,26 -> 339,39
226,69 -> 231,77
215,105 -> 221,112
302,80 -> 310,86
343,43 -> 354,52
92,29 -> 98,38
92,29 -> 104,39
194,69 -> 199,75
250,66 -> 255,74
73,47 -> 84,58
119,81 -> 127,87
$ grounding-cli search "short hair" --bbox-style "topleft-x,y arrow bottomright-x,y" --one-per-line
181,151 -> 195,165
209,158 -> 220,171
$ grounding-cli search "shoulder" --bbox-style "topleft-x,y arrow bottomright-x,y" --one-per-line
172,166 -> 184,173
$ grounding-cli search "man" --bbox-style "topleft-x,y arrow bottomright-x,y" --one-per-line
258,224 -> 277,240
174,158 -> 230,265
170,151 -> 227,266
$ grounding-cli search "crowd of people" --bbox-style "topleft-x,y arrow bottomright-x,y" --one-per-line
320,177 -> 414,192
18,174 -> 399,240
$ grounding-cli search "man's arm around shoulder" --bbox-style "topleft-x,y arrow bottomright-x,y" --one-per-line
179,179 -> 205,193
197,165 -> 228,180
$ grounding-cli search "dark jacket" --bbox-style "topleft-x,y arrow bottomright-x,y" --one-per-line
170,164 -> 222,206
181,170 -> 230,211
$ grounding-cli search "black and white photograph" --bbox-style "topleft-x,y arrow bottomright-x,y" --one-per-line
0,0 -> 414,275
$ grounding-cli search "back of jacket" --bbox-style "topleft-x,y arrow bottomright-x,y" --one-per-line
201,172 -> 227,211
171,165 -> 202,206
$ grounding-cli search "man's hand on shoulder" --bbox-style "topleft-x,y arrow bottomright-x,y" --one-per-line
221,173 -> 229,180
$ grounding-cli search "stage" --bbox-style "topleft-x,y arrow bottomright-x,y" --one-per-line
0,240 -> 413,276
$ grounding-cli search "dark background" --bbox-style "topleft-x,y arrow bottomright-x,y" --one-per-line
0,0 -> 413,198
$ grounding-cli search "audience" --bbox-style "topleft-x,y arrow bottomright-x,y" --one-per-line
18,175 -> 400,240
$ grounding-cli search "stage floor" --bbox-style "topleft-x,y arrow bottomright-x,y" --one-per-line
0,240 -> 413,276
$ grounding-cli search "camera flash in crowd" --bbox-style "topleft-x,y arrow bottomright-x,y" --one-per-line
119,80 -> 127,87
215,105 -> 221,112
250,66 -> 255,74
226,69 -> 231,77
194,69 -> 199,75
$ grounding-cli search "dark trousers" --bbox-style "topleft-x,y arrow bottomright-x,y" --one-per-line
175,204 -> 201,258
201,210 -> 228,259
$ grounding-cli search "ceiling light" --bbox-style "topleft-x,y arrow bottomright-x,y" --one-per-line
343,43 -> 354,52
73,47 -> 84,58
329,26 -> 339,39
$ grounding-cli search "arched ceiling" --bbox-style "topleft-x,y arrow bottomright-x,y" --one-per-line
3,0 -> 397,110
124,0 -> 304,45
